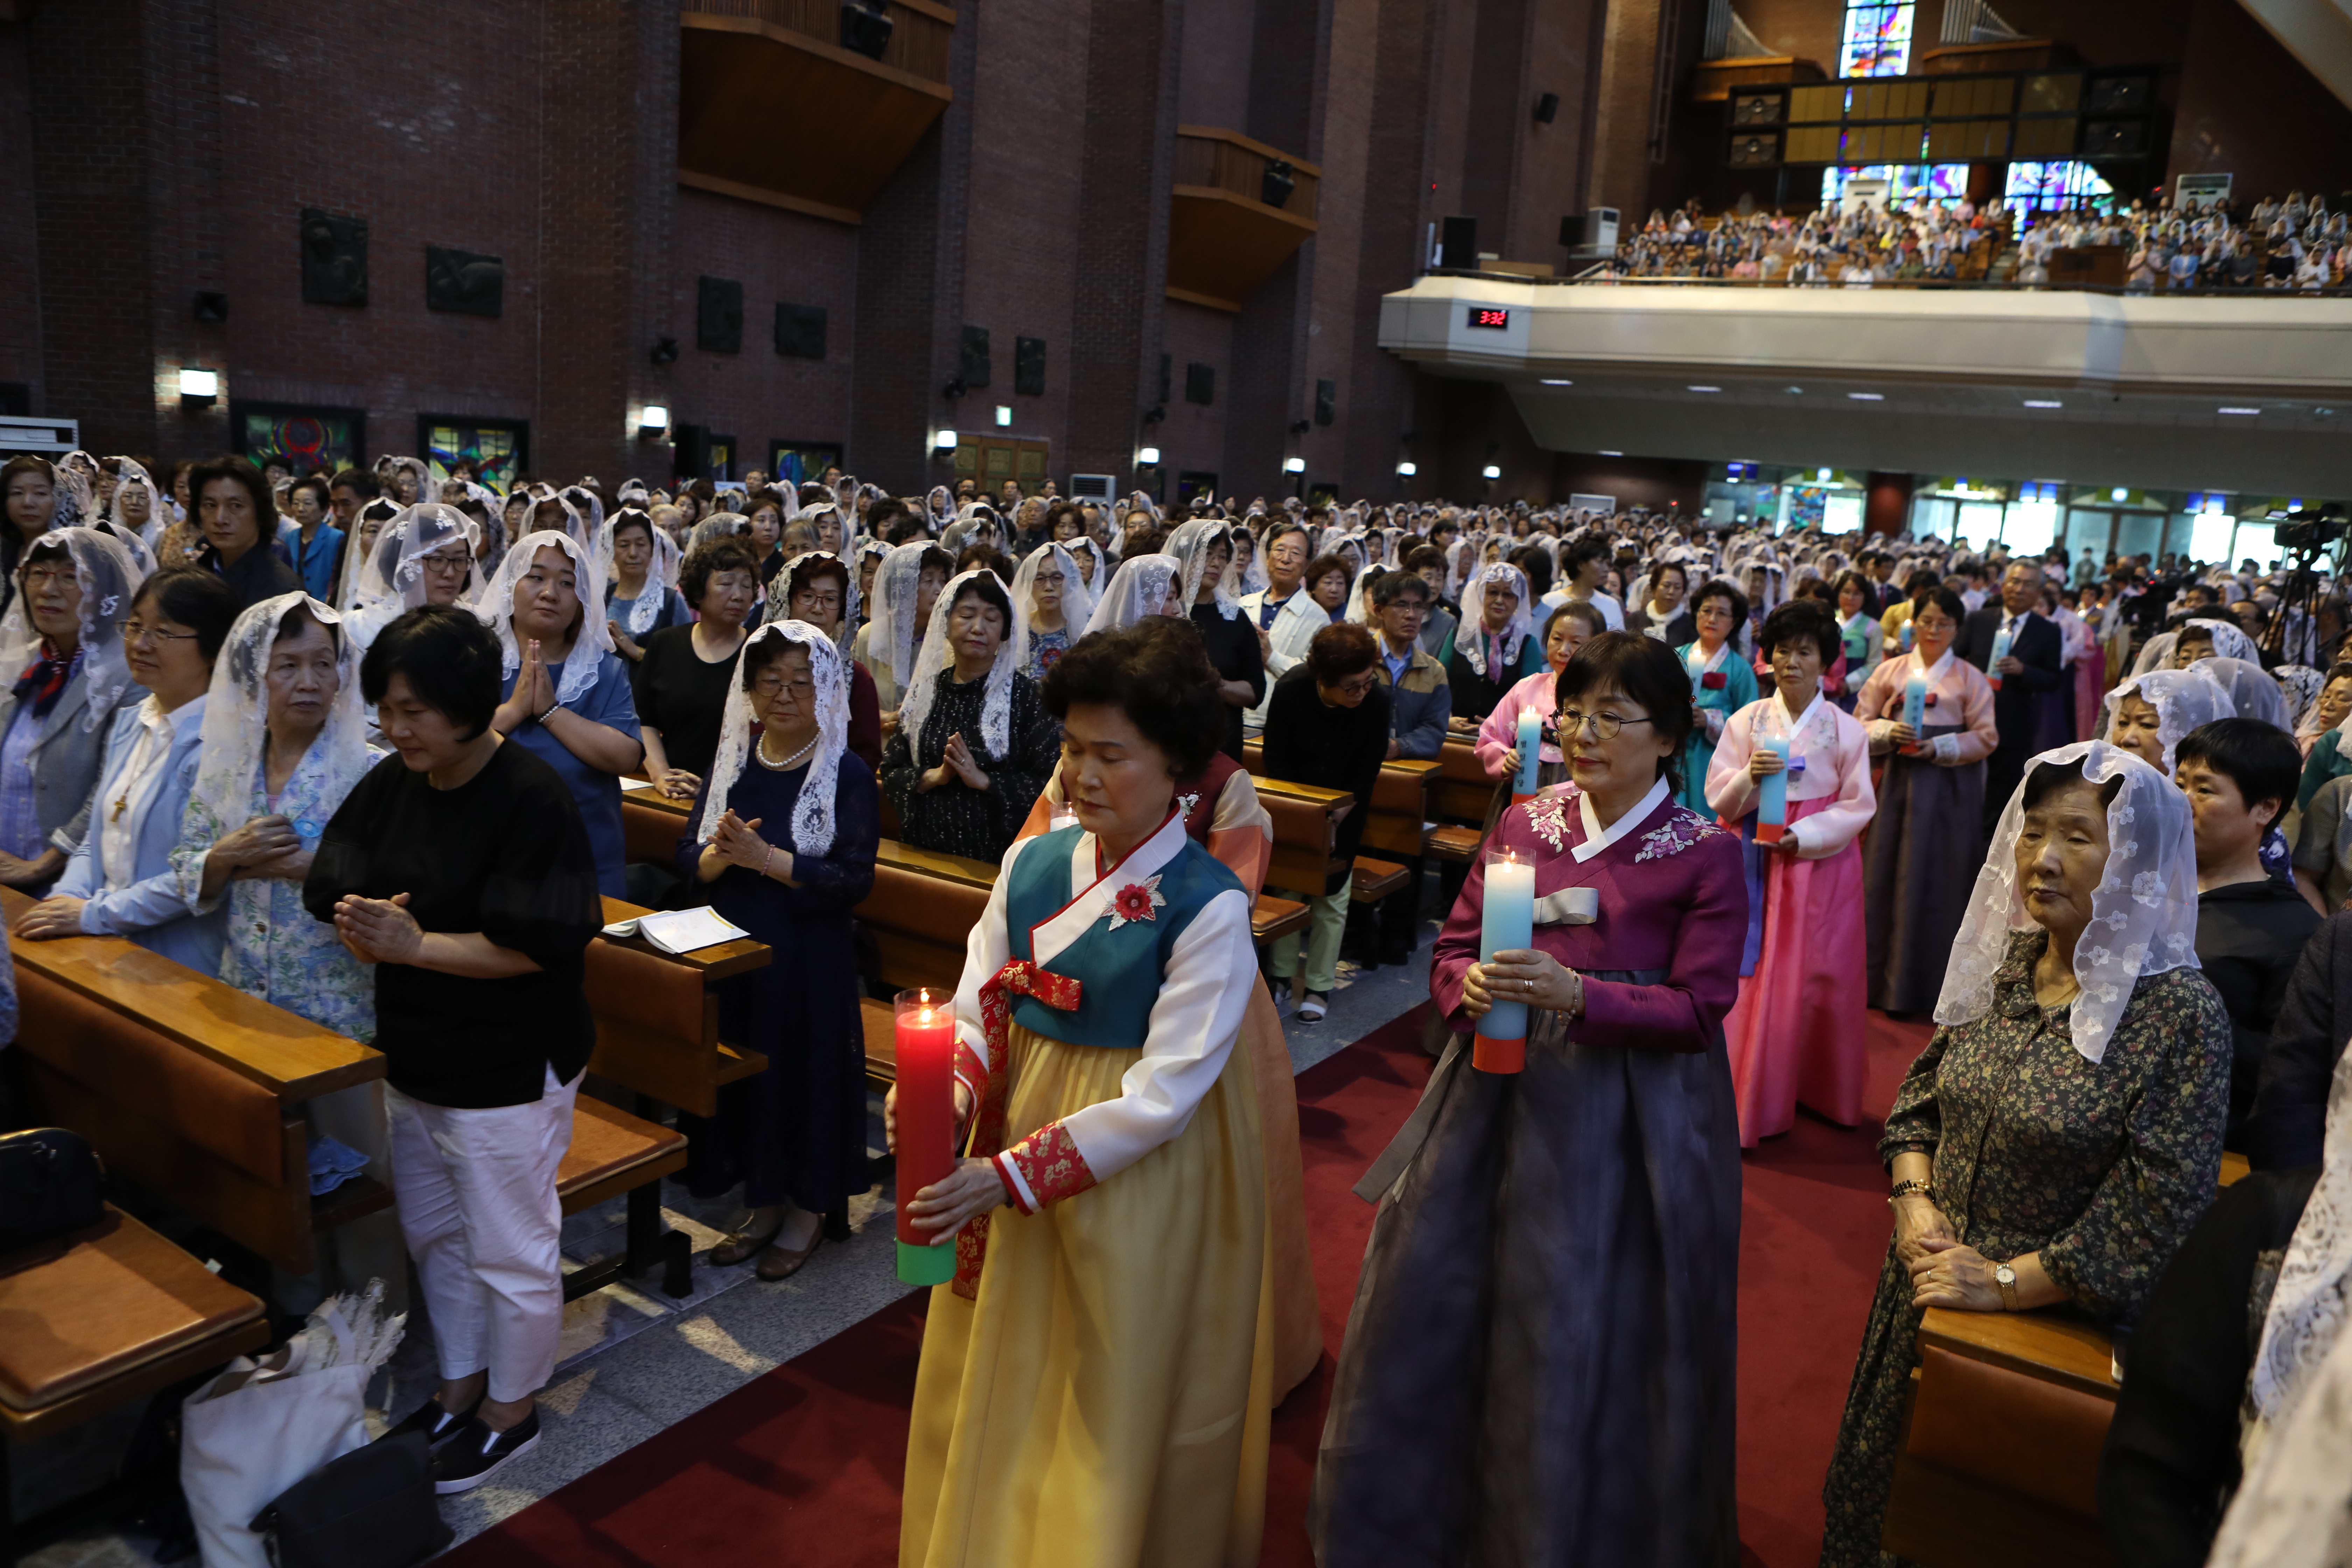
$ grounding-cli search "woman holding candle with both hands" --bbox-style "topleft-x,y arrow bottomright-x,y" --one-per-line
1706,599 -> 1876,1147
1675,578 -> 1758,815
1854,584 -> 1998,1015
1316,631 -> 1748,1567
890,623 -> 1273,1568
1472,599 -> 1605,819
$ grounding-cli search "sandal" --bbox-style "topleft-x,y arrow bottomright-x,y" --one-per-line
710,1212 -> 785,1266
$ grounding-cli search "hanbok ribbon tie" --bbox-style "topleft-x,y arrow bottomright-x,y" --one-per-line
953,958 -> 1085,1297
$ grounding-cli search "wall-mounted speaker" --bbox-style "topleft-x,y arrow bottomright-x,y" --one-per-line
1533,92 -> 1559,124
1440,216 -> 1477,270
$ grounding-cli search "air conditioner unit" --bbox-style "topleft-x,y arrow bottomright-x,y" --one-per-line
1068,473 -> 1117,503
0,415 -> 81,457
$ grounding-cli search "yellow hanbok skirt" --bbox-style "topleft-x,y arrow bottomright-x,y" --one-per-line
900,1021 -> 1275,1568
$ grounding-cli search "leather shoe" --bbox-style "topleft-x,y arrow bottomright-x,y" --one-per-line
755,1231 -> 822,1281
710,1213 -> 785,1266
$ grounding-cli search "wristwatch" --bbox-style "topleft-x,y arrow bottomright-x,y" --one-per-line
1994,1260 -> 2019,1311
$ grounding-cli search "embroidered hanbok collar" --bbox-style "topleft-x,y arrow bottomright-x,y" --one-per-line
1770,687 -> 1825,736
1909,646 -> 1955,684
1572,775 -> 1671,863
1028,807 -> 1189,966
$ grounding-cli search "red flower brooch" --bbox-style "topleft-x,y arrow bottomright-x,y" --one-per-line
1108,875 -> 1166,930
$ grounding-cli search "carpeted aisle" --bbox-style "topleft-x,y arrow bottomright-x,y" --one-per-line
442,1005 -> 1930,1568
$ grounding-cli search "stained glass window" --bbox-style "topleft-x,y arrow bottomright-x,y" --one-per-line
2003,160 -> 2116,213
238,405 -> 363,475
423,421 -> 526,492
1819,163 -> 1969,207
1839,3 -> 1913,77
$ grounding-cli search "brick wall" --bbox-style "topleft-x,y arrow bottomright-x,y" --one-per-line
0,26 -> 44,409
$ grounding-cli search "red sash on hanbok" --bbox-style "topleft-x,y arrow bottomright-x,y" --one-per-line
952,958 -> 1083,1297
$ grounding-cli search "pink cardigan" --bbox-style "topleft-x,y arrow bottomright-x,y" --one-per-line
1473,668 -> 1565,779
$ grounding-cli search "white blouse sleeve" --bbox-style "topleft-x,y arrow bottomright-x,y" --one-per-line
950,837 -> 1026,1098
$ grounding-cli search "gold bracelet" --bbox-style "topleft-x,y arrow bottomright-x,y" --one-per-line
1888,1177 -> 1934,1205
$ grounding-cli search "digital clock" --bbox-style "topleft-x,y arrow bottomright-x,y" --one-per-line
1467,307 -> 1510,329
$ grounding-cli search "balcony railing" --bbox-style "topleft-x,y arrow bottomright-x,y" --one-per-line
1172,127 -> 1320,224
685,0 -> 954,86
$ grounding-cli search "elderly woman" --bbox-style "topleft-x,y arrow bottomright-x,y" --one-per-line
893,621 -> 1272,1567
1318,633 -> 1746,1565
1819,742 -> 2233,1566
0,529 -> 148,891
881,568 -> 1058,864
854,541 -> 953,717
1675,577 -> 1759,816
478,532 -> 645,897
1084,553 -> 1184,634
2107,665 -> 2235,775
773,552 -> 883,774
601,505 -> 687,665
634,538 -> 760,802
306,606 -> 604,1493
15,567 -> 237,969
2172,615 -> 2260,669
1238,520 -> 1325,737
1440,561 -> 1547,726
174,590 -> 402,1311
673,622 -> 877,1279
1626,558 -> 1693,644
1166,520 -> 1265,763
1009,541 -> 1086,681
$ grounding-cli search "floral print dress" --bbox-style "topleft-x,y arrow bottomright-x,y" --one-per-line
174,749 -> 377,1043
1818,929 -> 2231,1567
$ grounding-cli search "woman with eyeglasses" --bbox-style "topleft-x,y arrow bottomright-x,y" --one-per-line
15,567 -> 237,965
1317,631 -> 1746,1565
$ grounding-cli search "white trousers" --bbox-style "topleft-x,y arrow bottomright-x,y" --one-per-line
385,1066 -> 580,1403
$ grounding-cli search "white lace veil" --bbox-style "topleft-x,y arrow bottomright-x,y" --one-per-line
474,530 -> 615,708
898,567 -> 1027,763
1083,553 -> 1182,636
1932,741 -> 2200,1066
2100,666 -> 2235,772
695,620 -> 850,856
1455,562 -> 1534,678
1344,564 -> 1383,626
764,551 -> 856,660
1009,541 -> 1093,637
335,499 -> 402,612
106,458 -> 160,543
2277,664 -> 2327,736
1164,519 -> 1239,620
601,506 -> 680,636
2129,629 -> 2177,677
2203,656 -> 2292,730
358,504 -> 484,612
865,542 -> 939,692
0,526 -> 146,731
2183,615 -> 2259,665
558,484 -> 606,566
188,592 -> 369,844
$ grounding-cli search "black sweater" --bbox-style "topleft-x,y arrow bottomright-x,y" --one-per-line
1262,666 -> 1390,889
305,742 -> 603,1108
2244,909 -> 2352,1169
2196,876 -> 2322,1150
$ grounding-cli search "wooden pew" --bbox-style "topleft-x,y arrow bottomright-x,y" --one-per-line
0,1206 -> 270,1558
853,843 -> 997,1090
621,776 -> 691,867
1425,739 -> 1496,861
1,887 -> 390,1278
1366,757 -> 1440,859
568,895 -> 775,1299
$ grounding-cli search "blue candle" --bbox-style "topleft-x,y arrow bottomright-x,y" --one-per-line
1902,671 -> 1927,755
1757,735 -> 1792,844
1988,625 -> 2012,690
1512,709 -> 1542,800
1474,848 -> 1535,1074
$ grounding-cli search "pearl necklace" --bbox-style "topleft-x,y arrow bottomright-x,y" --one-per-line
756,730 -> 819,771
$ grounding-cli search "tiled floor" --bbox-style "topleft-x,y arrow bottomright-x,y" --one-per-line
15,898 -> 1441,1565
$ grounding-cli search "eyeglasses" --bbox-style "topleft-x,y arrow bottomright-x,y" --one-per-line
1556,708 -> 1654,741
420,552 -> 471,573
752,672 -> 816,696
20,566 -> 72,588
121,620 -> 201,645
1331,671 -> 1381,697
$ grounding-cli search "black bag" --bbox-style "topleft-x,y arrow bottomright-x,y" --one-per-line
0,1127 -> 105,1254
250,1432 -> 452,1568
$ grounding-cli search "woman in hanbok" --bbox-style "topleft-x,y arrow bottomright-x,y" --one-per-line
1317,631 -> 1747,1567
1827,569 -> 1882,714
1473,600 -> 1603,821
1819,744 -> 2230,1565
1854,586 -> 1997,1014
173,590 -> 403,1310
1705,601 -> 1875,1146
676,621 -> 877,1279
1675,578 -> 1757,814
895,622 -> 1273,1568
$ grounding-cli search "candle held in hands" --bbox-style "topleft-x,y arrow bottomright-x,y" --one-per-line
1900,671 -> 1926,755
1987,626 -> 2012,690
1756,734 -> 1792,845
894,988 -> 960,1285
1475,848 -> 1536,1073
1512,710 -> 1542,802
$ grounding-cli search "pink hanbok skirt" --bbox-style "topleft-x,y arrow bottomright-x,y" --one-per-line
2073,648 -> 2106,742
1722,794 -> 1869,1147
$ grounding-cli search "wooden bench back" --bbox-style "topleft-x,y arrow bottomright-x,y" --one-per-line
1429,740 -> 1496,824
858,859 -> 992,995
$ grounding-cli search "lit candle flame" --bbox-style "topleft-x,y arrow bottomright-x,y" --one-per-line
918,1007 -> 934,1026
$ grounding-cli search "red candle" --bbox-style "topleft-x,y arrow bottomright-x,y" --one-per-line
894,987 -> 960,1286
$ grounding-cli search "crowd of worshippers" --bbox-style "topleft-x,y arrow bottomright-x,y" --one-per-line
10,445 -> 2352,1543
1592,186 -> 2352,291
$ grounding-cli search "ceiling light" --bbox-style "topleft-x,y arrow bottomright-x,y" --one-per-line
1847,391 -> 1884,401
933,428 -> 958,451
1817,468 -> 1833,481
1482,464 -> 1502,479
1138,445 -> 1161,465
2023,399 -> 2062,409
1396,460 -> 1418,476
1282,456 -> 1305,474
1785,385 -> 1804,394
2219,407 -> 2261,415
994,405 -> 1012,427
637,403 -> 670,435
1687,384 -> 1721,393
178,366 -> 219,402
1540,378 -> 1573,386
1598,449 -> 1623,457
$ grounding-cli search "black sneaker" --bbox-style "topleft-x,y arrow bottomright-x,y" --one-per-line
431,1410 -> 541,1494
377,1394 -> 483,1451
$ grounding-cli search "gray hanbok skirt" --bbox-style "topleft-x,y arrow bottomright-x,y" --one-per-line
1312,971 -> 1742,1568
1862,726 -> 1984,1014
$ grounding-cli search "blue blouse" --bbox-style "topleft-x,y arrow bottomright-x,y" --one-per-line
501,650 -> 644,897
55,695 -> 225,975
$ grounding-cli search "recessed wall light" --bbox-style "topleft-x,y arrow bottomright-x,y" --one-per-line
994,405 -> 1012,427
1687,385 -> 1722,393
1138,445 -> 1162,465
1847,391 -> 1884,401
1482,464 -> 1502,479
2219,407 -> 2261,415
1396,460 -> 1418,476
1282,456 -> 1305,473
1540,377 -> 1574,386
178,367 -> 220,401
933,428 -> 958,451
2023,399 -> 2063,409
1785,385 -> 1805,394
1598,449 -> 1623,457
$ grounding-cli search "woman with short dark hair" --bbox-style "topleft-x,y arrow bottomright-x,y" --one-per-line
15,567 -> 236,967
1318,631 -> 1748,1565
634,537 -> 760,799
304,605 -> 604,1494
894,618 -> 1274,1566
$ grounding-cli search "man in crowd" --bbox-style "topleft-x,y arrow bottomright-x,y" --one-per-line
1959,559 -> 2066,833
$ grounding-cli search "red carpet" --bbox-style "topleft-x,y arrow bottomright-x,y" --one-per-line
444,1006 -> 1930,1567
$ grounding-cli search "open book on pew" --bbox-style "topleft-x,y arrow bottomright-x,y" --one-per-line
601,905 -> 752,955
